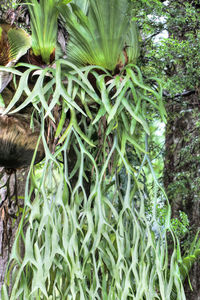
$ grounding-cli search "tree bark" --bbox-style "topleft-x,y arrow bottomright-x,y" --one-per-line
0,168 -> 28,295
164,93 -> 200,299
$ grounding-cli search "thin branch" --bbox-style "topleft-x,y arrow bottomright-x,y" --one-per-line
163,90 -> 196,100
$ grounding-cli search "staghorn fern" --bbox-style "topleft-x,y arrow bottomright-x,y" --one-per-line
0,1 -> 194,299
0,61 -> 186,299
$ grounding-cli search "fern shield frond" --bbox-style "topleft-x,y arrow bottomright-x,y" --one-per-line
60,0 -> 140,73
28,0 -> 71,64
0,25 -> 10,66
8,28 -> 32,62
0,24 -> 31,93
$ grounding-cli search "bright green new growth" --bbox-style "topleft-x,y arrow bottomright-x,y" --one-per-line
28,0 -> 57,64
28,0 -> 71,64
59,0 -> 139,71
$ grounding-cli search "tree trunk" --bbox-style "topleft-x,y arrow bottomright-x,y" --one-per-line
0,168 -> 28,294
164,93 -> 200,299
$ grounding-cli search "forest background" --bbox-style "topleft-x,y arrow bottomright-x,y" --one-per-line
0,0 -> 199,299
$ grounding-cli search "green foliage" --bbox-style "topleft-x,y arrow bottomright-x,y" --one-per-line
71,0 -> 89,13
140,1 -> 200,96
0,0 -> 19,11
133,3 -> 200,288
171,211 -> 189,239
178,231 -> 200,287
59,0 -> 139,71
1,58 -> 185,299
28,0 -> 71,64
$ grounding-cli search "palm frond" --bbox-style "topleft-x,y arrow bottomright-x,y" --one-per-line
60,0 -> 139,72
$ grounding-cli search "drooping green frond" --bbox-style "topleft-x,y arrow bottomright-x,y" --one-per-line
28,0 -> 71,64
60,0 -> 139,72
1,60 -> 186,299
8,27 -> 31,61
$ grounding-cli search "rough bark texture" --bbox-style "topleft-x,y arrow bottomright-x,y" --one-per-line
0,168 -> 28,295
164,93 -> 200,299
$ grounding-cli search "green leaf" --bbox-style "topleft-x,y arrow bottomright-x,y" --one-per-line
28,0 -> 69,64
59,0 -> 139,71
